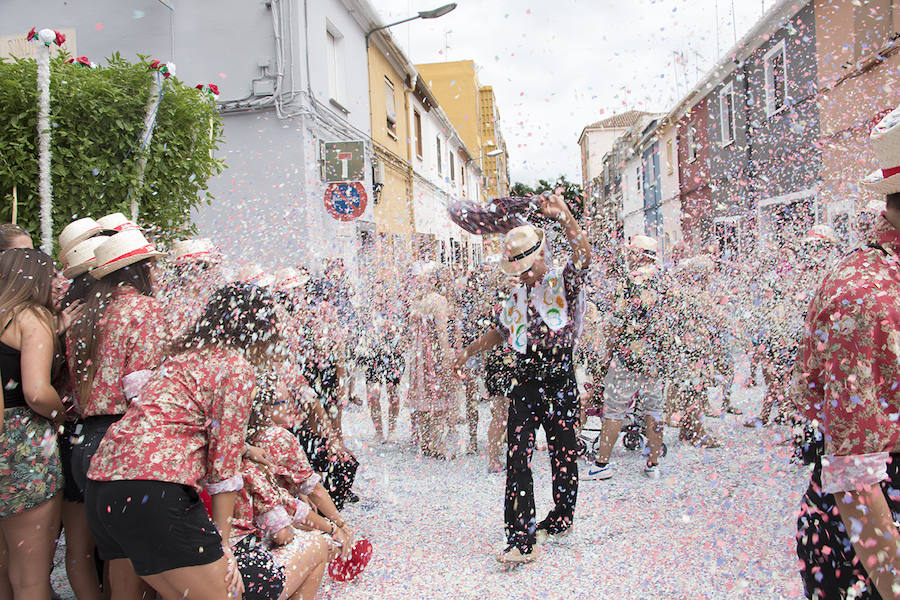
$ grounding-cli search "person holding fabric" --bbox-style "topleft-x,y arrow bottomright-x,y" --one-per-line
453,190 -> 590,564
794,106 -> 900,599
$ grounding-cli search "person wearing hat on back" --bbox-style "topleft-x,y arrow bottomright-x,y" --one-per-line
794,106 -> 900,599
65,228 -> 169,599
582,234 -> 674,481
453,190 -> 590,564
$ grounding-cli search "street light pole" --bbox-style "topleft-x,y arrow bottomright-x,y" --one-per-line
365,3 -> 457,47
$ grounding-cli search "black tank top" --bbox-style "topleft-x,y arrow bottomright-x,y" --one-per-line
0,340 -> 26,410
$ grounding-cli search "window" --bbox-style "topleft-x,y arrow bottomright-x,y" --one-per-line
450,151 -> 456,182
326,27 -> 345,105
764,40 -> 787,117
665,139 -> 674,174
385,77 -> 397,136
635,165 -> 642,195
459,151 -> 467,189
686,121 -> 698,163
719,81 -> 736,145
413,110 -> 423,158
436,136 -> 442,176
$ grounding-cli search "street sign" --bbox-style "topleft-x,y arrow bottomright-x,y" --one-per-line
324,182 -> 367,222
323,141 -> 365,182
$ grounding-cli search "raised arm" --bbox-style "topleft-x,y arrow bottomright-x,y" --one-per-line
538,190 -> 591,270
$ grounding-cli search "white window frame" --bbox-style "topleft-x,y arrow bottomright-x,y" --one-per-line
326,25 -> 346,110
665,139 -> 674,175
436,136 -> 442,176
635,165 -> 643,195
719,81 -> 736,146
385,77 -> 397,138
686,121 -> 698,163
449,151 -> 456,182
413,109 -> 423,159
764,39 -> 787,118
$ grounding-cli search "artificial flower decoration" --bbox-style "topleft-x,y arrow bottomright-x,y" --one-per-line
195,83 -> 220,100
27,27 -> 65,47
66,56 -> 96,68
148,60 -> 176,79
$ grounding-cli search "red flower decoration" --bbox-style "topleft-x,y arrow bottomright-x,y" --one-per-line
76,56 -> 90,66
54,31 -> 65,46
150,59 -> 161,70
209,84 -> 219,95
194,84 -> 203,91
26,27 -> 36,42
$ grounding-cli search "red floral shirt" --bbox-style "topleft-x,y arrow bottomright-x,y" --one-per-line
232,425 -> 320,539
66,287 -> 171,416
87,346 -> 256,493
794,214 -> 900,463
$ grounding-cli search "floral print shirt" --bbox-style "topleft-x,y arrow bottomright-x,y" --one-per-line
87,346 -> 256,493
232,425 -> 320,539
66,287 -> 170,417
794,214 -> 900,491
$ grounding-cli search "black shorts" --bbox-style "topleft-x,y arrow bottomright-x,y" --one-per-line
232,535 -> 285,600
85,479 -> 223,576
70,415 -> 121,498
362,352 -> 405,386
58,418 -> 86,503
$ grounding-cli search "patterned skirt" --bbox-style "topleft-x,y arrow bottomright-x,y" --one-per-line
0,407 -> 62,518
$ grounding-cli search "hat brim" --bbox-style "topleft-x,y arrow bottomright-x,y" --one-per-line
861,169 -> 900,194
63,262 -> 92,279
91,250 -> 165,279
500,231 -> 545,276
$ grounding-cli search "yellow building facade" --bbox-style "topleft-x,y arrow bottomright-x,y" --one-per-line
367,35 -> 413,242
416,60 -> 510,201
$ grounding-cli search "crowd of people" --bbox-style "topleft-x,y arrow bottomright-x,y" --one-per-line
0,107 -> 897,598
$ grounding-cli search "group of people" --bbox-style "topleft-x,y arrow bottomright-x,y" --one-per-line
0,215 -> 367,600
1,104 -> 898,597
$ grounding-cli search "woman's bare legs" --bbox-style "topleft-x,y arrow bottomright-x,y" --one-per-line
139,556 -> 229,600
1,495 -> 61,600
61,501 -> 103,600
274,532 -> 329,600
0,529 -> 13,600
108,559 -> 153,600
386,382 -> 401,440
366,382 -> 383,442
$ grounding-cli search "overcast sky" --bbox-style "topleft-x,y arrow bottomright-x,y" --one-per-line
374,0 -> 779,187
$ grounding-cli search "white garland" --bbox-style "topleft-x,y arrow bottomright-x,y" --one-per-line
36,42 -> 52,254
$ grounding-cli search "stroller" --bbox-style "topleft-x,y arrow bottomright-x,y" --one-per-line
579,388 -> 668,459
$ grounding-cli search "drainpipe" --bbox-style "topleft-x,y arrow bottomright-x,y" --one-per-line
405,74 -> 415,239
740,59 -> 755,252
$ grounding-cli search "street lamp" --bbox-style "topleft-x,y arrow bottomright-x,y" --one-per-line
365,3 -> 457,47
466,148 -> 503,165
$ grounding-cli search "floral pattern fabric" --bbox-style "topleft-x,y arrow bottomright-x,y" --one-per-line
0,407 -> 61,518
87,346 -> 256,492
66,287 -> 171,417
605,267 -> 672,378
794,214 -> 900,459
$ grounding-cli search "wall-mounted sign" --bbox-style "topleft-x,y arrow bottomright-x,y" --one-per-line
323,141 -> 365,182
324,182 -> 367,222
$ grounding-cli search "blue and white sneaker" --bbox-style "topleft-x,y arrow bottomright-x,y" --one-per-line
642,462 -> 660,480
581,463 -> 612,480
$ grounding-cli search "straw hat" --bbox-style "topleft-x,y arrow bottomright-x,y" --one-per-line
170,238 -> 218,264
62,236 -> 107,278
91,230 -> 164,279
677,254 -> 715,272
236,263 -> 274,288
274,267 -> 309,290
500,226 -> 545,275
58,217 -> 109,256
627,234 -> 658,257
96,212 -> 140,233
801,224 -> 839,245
861,105 -> 900,194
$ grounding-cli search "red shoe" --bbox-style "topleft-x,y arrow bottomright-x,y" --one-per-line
328,539 -> 373,582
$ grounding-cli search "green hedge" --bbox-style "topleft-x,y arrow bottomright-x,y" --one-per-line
0,52 -> 224,246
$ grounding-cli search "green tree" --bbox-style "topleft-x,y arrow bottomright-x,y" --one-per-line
509,175 -> 584,220
0,53 -> 224,248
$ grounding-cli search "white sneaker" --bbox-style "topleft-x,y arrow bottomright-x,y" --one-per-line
581,463 -> 612,480
642,462 -> 660,480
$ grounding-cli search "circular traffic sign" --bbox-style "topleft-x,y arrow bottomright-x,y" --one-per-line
324,182 -> 367,222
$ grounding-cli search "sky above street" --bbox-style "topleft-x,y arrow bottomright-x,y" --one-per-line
375,0 -> 779,188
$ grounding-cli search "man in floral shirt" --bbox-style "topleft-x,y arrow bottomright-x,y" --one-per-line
794,105 -> 900,599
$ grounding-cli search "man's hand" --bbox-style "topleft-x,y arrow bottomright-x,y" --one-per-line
538,188 -> 571,223
56,300 -> 83,336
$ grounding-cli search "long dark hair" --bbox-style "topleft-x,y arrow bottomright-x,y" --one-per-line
0,249 -> 56,338
69,260 -> 155,401
171,282 -> 279,361
0,224 -> 32,251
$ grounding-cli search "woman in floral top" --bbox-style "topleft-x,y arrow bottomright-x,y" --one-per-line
85,283 -> 278,600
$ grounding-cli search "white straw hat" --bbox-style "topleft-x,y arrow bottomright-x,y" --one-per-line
237,263 -> 274,288
801,224 -> 839,245
861,105 -> 900,194
62,236 -> 107,279
627,234 -> 659,255
96,212 -> 140,233
58,217 -> 107,257
500,226 -> 545,275
274,267 -> 309,290
91,230 -> 164,279
677,254 -> 715,272
170,238 -> 219,264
